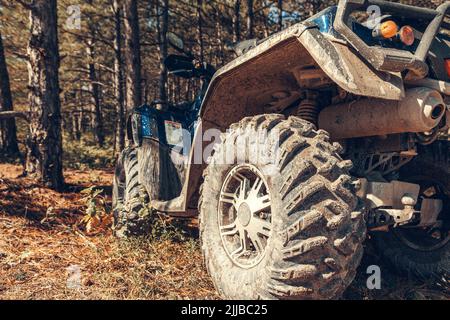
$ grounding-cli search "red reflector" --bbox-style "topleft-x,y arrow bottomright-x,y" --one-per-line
445,59 -> 450,77
399,26 -> 415,46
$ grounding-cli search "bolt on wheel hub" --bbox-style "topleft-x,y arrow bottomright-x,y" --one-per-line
218,164 -> 272,269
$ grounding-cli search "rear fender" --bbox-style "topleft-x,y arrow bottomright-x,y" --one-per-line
180,24 -> 405,209
199,24 -> 405,132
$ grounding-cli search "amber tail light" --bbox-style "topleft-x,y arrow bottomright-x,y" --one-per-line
378,20 -> 398,39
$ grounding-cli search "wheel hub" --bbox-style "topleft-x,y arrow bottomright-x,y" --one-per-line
218,164 -> 272,269
238,203 -> 252,227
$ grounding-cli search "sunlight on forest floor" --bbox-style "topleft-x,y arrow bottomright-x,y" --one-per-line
0,164 -> 448,300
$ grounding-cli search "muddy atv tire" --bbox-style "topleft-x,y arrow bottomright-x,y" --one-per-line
112,147 -> 152,238
372,141 -> 450,281
199,115 -> 366,299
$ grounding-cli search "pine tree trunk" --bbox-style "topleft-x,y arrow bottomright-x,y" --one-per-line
157,0 -> 169,103
197,0 -> 204,64
76,82 -> 84,137
278,0 -> 283,31
246,0 -> 254,39
0,30 -> 20,158
86,38 -> 104,147
233,0 -> 241,43
114,0 -> 125,154
72,111 -> 81,141
25,0 -> 64,191
123,0 -> 142,110
76,107 -> 83,139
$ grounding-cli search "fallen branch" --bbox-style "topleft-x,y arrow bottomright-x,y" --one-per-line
73,228 -> 98,250
0,111 -> 29,122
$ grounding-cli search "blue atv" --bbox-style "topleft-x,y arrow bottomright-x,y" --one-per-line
113,0 -> 450,299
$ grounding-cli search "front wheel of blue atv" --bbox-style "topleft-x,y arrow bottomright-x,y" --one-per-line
112,147 -> 152,238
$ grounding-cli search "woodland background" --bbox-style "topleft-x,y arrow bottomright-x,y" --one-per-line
0,0 -> 442,184
0,0 -> 448,300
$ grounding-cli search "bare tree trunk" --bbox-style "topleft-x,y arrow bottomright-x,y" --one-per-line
124,0 -> 142,110
113,0 -> 125,154
72,111 -> 81,141
157,0 -> 169,103
215,8 -> 224,65
246,0 -> 254,39
77,82 -> 84,136
197,0 -> 204,64
278,0 -> 283,31
263,9 -> 270,38
77,108 -> 83,138
0,30 -> 20,158
86,38 -> 104,147
84,0 -> 104,147
233,0 -> 241,43
24,0 -> 64,191
309,0 -> 322,16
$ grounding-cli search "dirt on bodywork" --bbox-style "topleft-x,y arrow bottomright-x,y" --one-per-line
0,163 -> 448,300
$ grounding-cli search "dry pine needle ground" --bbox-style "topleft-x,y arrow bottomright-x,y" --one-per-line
0,164 -> 447,300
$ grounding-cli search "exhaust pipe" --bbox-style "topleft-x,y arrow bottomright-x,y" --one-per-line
318,87 -> 446,139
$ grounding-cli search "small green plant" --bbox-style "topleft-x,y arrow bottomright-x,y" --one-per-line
79,186 -> 112,234
149,216 -> 188,242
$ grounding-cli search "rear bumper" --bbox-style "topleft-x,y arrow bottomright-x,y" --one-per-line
334,0 -> 450,79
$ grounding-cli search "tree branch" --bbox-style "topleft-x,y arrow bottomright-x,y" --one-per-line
0,111 -> 29,122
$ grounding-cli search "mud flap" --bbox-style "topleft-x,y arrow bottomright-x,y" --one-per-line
137,139 -> 184,202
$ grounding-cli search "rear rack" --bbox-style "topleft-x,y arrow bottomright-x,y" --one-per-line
334,0 -> 450,79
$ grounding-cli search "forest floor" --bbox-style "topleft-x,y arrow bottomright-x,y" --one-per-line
0,162 -> 449,300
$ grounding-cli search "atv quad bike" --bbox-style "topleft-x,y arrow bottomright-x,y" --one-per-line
113,0 -> 450,299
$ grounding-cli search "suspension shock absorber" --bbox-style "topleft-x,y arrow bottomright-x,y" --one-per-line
295,91 -> 320,127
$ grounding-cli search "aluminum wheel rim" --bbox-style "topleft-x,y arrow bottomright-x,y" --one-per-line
218,164 -> 272,268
